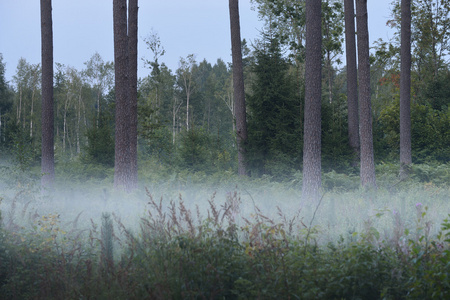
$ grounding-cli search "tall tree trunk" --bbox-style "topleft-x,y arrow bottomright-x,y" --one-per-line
76,89 -> 82,154
40,0 -> 55,189
30,87 -> 35,138
128,0 -> 138,189
400,0 -> 412,178
113,0 -> 131,190
344,0 -> 360,163
17,87 -> 22,125
63,93 -> 69,153
302,0 -> 322,201
229,0 -> 248,176
355,0 -> 376,189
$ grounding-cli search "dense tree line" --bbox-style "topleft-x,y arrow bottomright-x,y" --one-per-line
0,0 -> 448,186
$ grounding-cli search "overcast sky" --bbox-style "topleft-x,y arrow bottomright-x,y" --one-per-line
0,0 -> 396,83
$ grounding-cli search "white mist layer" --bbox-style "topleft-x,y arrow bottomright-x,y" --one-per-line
1,181 -> 449,247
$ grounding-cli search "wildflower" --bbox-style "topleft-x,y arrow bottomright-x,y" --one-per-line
415,202 -> 422,208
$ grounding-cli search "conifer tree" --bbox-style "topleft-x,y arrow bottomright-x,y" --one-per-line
40,0 -> 55,190
302,0 -> 322,201
400,0 -> 412,178
229,0 -> 248,176
356,0 -> 376,189
344,0 -> 360,162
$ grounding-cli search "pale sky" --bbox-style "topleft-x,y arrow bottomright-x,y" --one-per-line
0,0 -> 396,83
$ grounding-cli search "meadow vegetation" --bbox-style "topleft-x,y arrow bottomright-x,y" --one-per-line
0,157 -> 449,299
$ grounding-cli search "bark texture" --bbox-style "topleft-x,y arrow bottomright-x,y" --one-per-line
113,0 -> 131,190
302,0 -> 322,201
344,0 -> 360,163
400,0 -> 412,178
229,0 -> 248,176
40,0 -> 55,189
128,0 -> 139,189
356,0 -> 376,189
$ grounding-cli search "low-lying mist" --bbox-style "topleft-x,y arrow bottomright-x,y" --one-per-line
2,173 -> 449,249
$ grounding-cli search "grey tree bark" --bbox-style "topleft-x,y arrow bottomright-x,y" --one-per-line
128,0 -> 138,189
344,0 -> 360,163
400,0 -> 412,179
113,0 -> 131,190
229,0 -> 248,176
302,0 -> 322,201
355,0 -> 376,189
40,0 -> 55,190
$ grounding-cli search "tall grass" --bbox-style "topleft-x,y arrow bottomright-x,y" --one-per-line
1,178 -> 449,299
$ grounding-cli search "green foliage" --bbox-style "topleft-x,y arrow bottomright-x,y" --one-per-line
378,98 -> 450,163
246,35 -> 302,178
3,122 -> 38,173
140,124 -> 174,165
422,72 -> 450,110
177,127 -> 213,173
321,93 -> 354,172
82,117 -> 114,167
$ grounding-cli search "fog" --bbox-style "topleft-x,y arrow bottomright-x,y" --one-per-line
2,169 -> 449,250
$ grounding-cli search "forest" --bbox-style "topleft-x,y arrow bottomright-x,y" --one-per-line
0,1 -> 448,186
0,0 -> 449,299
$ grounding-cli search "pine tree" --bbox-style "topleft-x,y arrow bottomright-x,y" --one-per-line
344,0 -> 360,163
400,0 -> 412,178
229,0 -> 248,176
302,0 -> 322,201
247,36 -> 301,178
113,0 -> 131,190
356,0 -> 376,189
40,0 -> 55,190
128,0 -> 138,189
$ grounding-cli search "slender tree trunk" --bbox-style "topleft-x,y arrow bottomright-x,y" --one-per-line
113,0 -> 131,190
302,0 -> 322,201
40,0 -> 55,189
96,89 -> 101,128
30,88 -> 35,138
344,0 -> 360,163
229,0 -> 248,176
400,0 -> 412,178
128,0 -> 138,189
63,93 -> 69,153
76,90 -> 81,154
355,0 -> 376,189
183,75 -> 192,131
18,87 -> 22,125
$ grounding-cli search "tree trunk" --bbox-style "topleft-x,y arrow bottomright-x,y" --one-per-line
30,87 -> 35,138
113,0 -> 131,190
63,93 -> 69,153
355,0 -> 376,189
76,89 -> 82,154
344,0 -> 360,163
229,0 -> 248,176
400,0 -> 412,178
302,0 -> 322,201
18,87 -> 22,125
128,0 -> 138,189
40,0 -> 55,189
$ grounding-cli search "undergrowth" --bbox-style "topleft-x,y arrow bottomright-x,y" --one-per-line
1,186 -> 449,299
